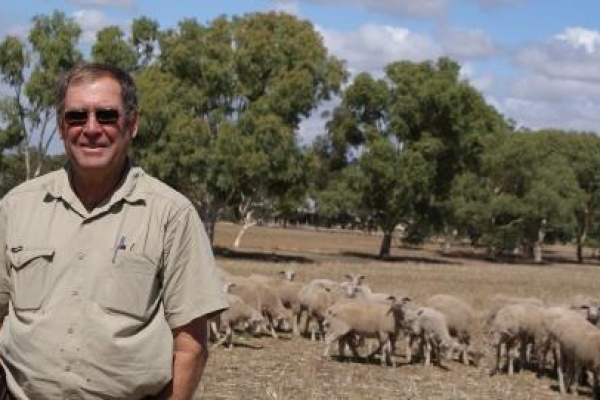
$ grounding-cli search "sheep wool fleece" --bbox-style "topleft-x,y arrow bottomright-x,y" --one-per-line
0,163 -> 228,399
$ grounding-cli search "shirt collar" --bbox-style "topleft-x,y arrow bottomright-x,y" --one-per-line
45,159 -> 146,214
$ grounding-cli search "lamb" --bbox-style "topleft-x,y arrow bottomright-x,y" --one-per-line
226,275 -> 292,339
406,306 -> 461,367
424,294 -> 482,366
322,296 -> 412,367
488,303 -> 547,376
211,292 -> 265,349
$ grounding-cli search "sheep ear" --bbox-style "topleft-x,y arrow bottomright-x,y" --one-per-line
359,275 -> 365,282
402,296 -> 412,303
345,274 -> 352,280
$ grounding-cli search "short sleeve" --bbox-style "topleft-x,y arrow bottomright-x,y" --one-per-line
161,205 -> 228,329
0,201 -> 10,319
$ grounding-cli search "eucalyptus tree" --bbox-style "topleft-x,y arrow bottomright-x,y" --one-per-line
449,131 -> 583,262
91,16 -> 159,72
322,58 -> 506,258
133,12 -> 346,243
0,11 -> 82,179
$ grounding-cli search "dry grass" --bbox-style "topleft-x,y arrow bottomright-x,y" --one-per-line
197,223 -> 600,399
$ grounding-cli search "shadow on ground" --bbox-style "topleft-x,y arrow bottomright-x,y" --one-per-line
214,246 -> 315,264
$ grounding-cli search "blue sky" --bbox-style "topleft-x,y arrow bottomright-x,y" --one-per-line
2,0 -> 600,144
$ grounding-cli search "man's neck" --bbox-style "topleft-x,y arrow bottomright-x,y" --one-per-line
70,162 -> 128,212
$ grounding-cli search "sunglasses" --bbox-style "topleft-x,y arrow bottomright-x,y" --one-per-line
63,108 -> 121,127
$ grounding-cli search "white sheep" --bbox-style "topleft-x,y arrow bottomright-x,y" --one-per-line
211,292 -> 265,349
424,294 -> 482,366
322,296 -> 411,367
248,272 -> 304,334
226,275 -> 292,339
406,306 -> 461,367
488,303 -> 546,376
544,307 -> 600,397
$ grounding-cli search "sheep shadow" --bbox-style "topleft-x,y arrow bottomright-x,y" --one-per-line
213,246 -> 314,264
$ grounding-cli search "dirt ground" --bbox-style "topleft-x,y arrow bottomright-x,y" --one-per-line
196,223 -> 600,399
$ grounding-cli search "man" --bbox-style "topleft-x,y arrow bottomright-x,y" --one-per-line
0,63 -> 228,399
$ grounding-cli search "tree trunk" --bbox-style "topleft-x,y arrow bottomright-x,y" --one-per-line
577,202 -> 593,263
533,219 -> 547,264
233,211 -> 257,249
379,231 -> 393,260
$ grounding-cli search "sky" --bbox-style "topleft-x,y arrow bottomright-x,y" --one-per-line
2,0 -> 600,145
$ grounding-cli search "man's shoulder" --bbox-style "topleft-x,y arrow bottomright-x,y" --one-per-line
1,169 -> 64,203
134,169 -> 194,210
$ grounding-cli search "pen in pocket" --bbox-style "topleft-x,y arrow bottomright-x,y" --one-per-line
112,236 -> 126,263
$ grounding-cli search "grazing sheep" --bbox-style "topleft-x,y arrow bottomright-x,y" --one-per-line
211,293 -> 265,349
488,303 -> 546,376
248,272 -> 304,335
545,308 -> 600,397
226,276 -> 292,339
424,294 -> 481,366
407,306 -> 460,367
323,296 -> 411,367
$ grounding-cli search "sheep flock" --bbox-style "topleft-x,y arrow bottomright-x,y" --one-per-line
209,266 -> 600,399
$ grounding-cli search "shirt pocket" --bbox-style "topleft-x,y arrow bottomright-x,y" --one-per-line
6,248 -> 55,311
96,252 -> 159,320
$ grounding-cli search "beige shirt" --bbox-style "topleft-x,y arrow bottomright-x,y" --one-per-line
0,164 -> 228,399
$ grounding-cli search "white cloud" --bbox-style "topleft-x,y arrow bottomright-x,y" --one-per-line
298,0 -> 449,18
438,26 -> 497,59
269,0 -> 301,15
554,27 -> 600,54
500,97 -> 600,133
319,23 -> 441,75
514,27 -> 600,83
70,0 -> 135,8
72,9 -> 124,44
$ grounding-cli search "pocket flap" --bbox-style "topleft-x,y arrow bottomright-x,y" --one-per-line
7,248 -> 55,270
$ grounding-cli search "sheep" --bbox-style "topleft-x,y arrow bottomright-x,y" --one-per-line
570,294 -> 600,326
248,272 -> 304,335
406,306 -> 461,367
322,296 -> 412,367
424,294 -> 482,366
485,293 -> 545,328
211,292 -> 265,349
296,276 -> 366,341
544,308 -> 600,397
226,276 -> 292,339
488,303 -> 547,376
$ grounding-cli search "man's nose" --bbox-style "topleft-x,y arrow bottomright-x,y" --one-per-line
83,112 -> 102,134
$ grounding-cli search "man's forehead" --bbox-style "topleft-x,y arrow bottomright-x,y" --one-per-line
65,77 -> 123,105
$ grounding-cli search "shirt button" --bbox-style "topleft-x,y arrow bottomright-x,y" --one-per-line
71,290 -> 79,297
67,327 -> 75,334
77,252 -> 85,260
64,365 -> 71,372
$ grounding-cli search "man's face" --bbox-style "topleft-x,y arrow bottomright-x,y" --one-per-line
59,76 -> 137,176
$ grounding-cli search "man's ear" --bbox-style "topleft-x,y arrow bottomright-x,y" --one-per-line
129,113 -> 139,139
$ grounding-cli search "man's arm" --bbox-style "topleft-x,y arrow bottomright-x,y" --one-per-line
160,315 -> 210,400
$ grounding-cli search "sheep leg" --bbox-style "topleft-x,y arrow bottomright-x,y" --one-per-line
424,338 -> 432,367
507,339 -> 515,375
323,332 -> 338,358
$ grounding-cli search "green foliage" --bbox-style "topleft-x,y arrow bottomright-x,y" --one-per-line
0,10 -> 82,180
448,131 -> 584,255
132,12 -> 345,241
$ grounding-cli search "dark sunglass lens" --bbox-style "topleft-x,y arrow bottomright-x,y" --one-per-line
64,110 -> 88,126
96,109 -> 120,124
